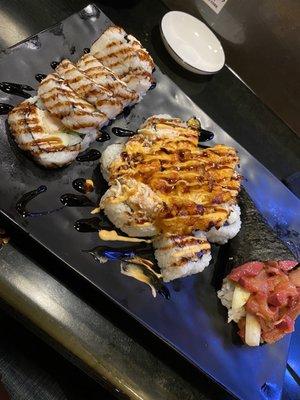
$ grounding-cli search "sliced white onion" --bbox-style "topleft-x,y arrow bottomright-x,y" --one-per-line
245,313 -> 261,346
232,285 -> 251,310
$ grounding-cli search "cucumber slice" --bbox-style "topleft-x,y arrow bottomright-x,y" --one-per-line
53,131 -> 82,147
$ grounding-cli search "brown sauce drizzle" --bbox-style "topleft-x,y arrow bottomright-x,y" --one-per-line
72,178 -> 94,194
112,127 -> 135,137
76,149 -> 101,162
35,73 -> 47,83
16,185 -> 64,218
60,193 -> 95,207
0,103 -> 13,115
0,82 -> 34,98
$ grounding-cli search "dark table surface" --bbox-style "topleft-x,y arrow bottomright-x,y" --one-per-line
0,1 -> 299,400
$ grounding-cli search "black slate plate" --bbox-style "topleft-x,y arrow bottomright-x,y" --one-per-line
0,5 -> 299,400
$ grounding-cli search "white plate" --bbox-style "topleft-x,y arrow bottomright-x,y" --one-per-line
161,11 -> 225,74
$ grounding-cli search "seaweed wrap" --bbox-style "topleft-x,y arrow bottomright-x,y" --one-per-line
218,188 -> 299,346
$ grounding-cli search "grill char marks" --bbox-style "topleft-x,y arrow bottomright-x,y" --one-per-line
8,99 -> 40,153
8,25 -> 155,168
8,98 -> 82,168
77,54 -> 139,108
155,234 -> 211,268
90,26 -> 155,96
108,115 -> 241,234
55,59 -> 123,119
37,73 -> 107,137
153,232 -> 212,281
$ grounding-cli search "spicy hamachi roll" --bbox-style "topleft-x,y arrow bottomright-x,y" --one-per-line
218,189 -> 299,346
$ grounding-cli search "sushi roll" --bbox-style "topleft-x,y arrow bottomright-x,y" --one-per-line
98,114 -> 242,282
100,178 -> 163,237
101,115 -> 241,236
38,73 -> 107,146
195,204 -> 241,245
8,97 -> 82,168
55,59 -> 123,118
77,54 -> 139,108
100,114 -> 201,183
217,189 -> 299,346
7,26 -> 156,168
153,233 -> 212,282
90,26 -> 155,96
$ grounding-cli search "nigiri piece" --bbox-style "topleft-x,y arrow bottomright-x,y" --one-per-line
56,59 -> 123,119
77,54 -> 139,108
91,26 -> 155,95
8,97 -> 82,168
38,73 -> 107,145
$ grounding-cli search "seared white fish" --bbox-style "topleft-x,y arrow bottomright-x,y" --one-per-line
91,26 -> 155,95
38,73 -> 106,145
56,59 -> 123,118
77,54 -> 139,108
8,97 -> 82,168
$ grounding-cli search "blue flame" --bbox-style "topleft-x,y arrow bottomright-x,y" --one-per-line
103,250 -> 135,260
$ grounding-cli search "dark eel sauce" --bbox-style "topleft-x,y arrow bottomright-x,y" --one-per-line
0,103 -> 13,115
60,193 -> 95,207
76,149 -> 101,162
50,61 -> 60,69
72,178 -> 94,194
97,130 -> 111,142
122,106 -> 132,118
112,127 -> 136,137
16,185 -> 64,218
35,73 -> 47,83
0,82 -> 34,98
74,217 -> 101,232
200,129 -> 214,142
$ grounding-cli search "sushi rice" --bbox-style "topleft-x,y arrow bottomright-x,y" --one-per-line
195,204 -> 241,245
153,233 -> 212,282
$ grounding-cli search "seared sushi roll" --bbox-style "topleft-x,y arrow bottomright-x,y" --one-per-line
55,59 -> 123,118
77,54 -> 139,108
217,189 -> 299,346
153,233 -> 212,282
100,114 -> 199,182
38,73 -> 107,145
90,26 -> 155,96
195,204 -> 241,245
100,178 -> 163,237
8,97 -> 82,168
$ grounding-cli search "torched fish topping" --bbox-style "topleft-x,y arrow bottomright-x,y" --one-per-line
90,26 -> 155,95
107,116 -> 241,235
